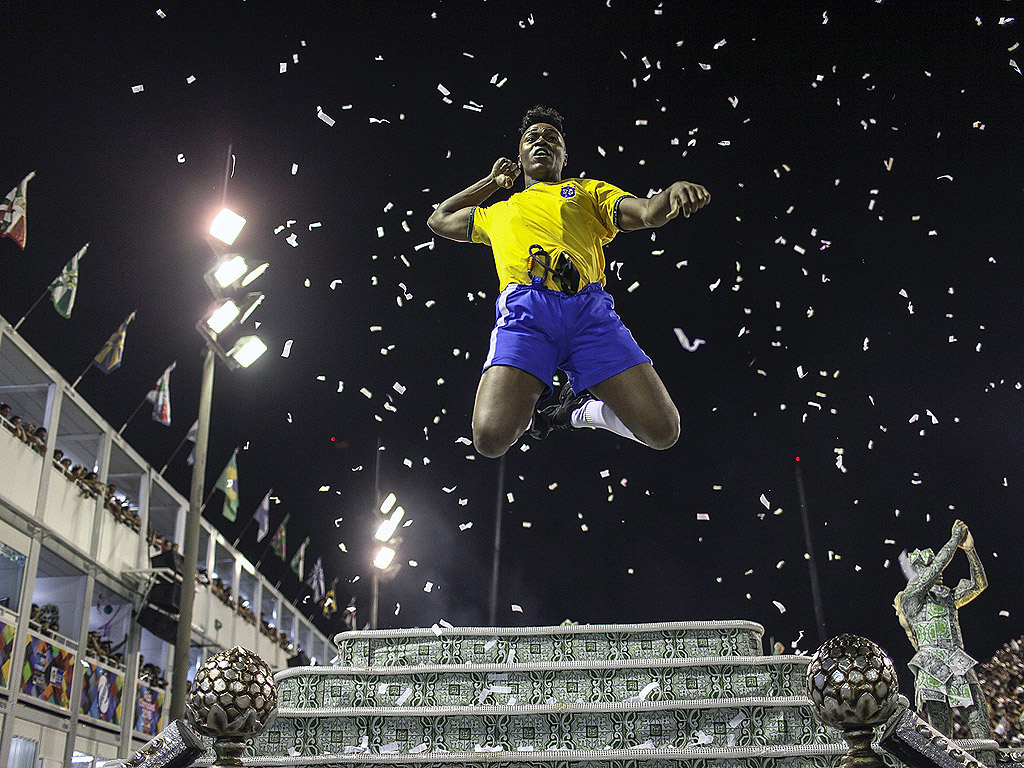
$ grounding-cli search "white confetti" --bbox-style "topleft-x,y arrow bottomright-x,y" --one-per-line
316,106 -> 335,126
511,604 -> 522,612
131,84 -> 144,93
773,600 -> 787,613
281,340 -> 294,357
673,328 -> 705,351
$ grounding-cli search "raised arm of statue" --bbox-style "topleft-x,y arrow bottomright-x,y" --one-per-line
903,524 -> 964,603
954,545 -> 987,608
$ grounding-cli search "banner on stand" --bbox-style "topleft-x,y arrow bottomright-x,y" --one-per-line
134,682 -> 165,736
80,660 -> 125,724
21,633 -> 75,709
0,615 -> 15,687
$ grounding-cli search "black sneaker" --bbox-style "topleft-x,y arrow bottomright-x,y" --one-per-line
528,385 -> 592,440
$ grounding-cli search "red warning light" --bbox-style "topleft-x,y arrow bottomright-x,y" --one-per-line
795,456 -> 801,462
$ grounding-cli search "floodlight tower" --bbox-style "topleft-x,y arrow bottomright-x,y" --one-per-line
169,208 -> 270,720
370,492 -> 404,629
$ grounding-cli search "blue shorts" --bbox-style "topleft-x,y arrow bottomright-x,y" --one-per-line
483,277 -> 652,399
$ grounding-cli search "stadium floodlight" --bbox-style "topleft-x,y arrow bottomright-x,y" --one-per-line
212,254 -> 248,289
210,207 -> 246,246
373,546 -> 396,570
374,506 -> 405,542
227,336 -> 268,368
380,493 -> 397,514
205,300 -> 240,334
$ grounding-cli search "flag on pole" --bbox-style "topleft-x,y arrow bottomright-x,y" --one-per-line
254,490 -> 272,542
270,513 -> 290,560
306,556 -> 325,603
343,597 -> 357,631
48,243 -> 87,319
290,536 -> 310,580
321,578 -> 339,618
185,419 -> 198,466
145,361 -> 176,426
0,171 -> 36,250
92,311 -> 137,374
214,449 -> 240,522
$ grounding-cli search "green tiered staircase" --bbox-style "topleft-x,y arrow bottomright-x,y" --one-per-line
240,621 -> 994,767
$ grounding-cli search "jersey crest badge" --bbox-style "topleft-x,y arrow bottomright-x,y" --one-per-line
560,186 -> 576,198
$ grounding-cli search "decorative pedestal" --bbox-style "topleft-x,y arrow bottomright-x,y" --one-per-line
185,646 -> 278,767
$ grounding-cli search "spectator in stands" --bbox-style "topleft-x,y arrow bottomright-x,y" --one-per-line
52,448 -> 64,465
10,416 -> 27,441
16,422 -> 46,453
60,457 -> 72,472
82,472 -> 104,497
0,403 -> 10,420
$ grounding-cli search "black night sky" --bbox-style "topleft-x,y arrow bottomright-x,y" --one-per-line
3,0 -> 1022,690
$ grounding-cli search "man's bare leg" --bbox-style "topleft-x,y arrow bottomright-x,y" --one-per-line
473,365 -> 547,458
582,363 -> 680,450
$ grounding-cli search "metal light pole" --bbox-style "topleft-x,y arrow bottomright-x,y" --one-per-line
487,454 -> 505,626
795,457 -> 827,645
370,438 -> 381,629
169,344 -> 215,719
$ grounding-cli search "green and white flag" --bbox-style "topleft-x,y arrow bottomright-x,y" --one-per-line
48,243 -> 87,319
289,536 -> 310,580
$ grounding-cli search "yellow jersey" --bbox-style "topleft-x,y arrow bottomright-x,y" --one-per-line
469,177 -> 635,292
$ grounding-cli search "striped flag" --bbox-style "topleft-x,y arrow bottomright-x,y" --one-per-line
214,449 -> 240,522
49,244 -> 87,318
0,171 -> 36,249
92,311 -> 137,374
290,536 -> 310,580
270,513 -> 290,560
254,490 -> 272,542
306,557 -> 326,603
145,361 -> 176,426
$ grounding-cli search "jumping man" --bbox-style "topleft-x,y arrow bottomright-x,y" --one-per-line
427,106 -> 711,458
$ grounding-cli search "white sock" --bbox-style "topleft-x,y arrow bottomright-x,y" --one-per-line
569,399 -> 644,444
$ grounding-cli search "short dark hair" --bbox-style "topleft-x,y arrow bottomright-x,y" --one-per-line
520,106 -> 565,136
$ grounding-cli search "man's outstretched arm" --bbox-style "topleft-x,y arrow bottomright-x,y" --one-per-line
617,181 -> 711,230
427,158 -> 520,242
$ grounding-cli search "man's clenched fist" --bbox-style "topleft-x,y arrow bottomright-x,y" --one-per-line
491,157 -> 521,189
